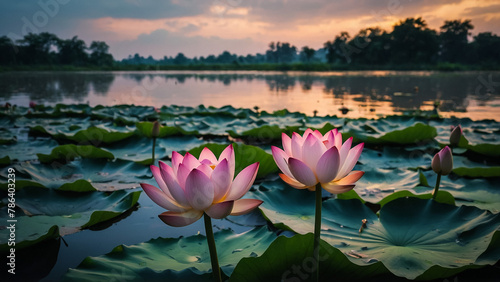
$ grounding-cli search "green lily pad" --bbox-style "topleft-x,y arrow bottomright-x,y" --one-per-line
63,227 -> 276,280
135,121 -> 182,138
250,180 -> 500,279
367,122 -> 437,145
415,172 -> 500,213
188,143 -> 278,179
37,144 -> 114,164
319,198 -> 500,279
230,233 -> 390,281
0,159 -> 149,192
1,138 -> 58,162
105,136 -> 205,163
30,126 -> 135,146
453,167 -> 500,178
0,155 -> 10,165
0,189 -> 140,251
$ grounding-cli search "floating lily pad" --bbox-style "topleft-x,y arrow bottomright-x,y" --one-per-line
37,144 -> 114,164
135,121 -> 182,138
63,227 -> 276,280
251,180 -> 500,279
415,172 -> 500,213
0,189 -> 140,251
0,159 -> 149,192
319,198 -> 500,279
105,136 -> 205,163
453,167 -> 500,178
30,126 -> 134,146
1,137 -> 58,162
230,233 -> 389,281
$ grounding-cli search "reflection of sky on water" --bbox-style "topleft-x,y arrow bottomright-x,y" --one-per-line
1,71 -> 499,120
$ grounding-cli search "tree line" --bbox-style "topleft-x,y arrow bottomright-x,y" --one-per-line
1,17 -> 500,69
0,33 -> 113,66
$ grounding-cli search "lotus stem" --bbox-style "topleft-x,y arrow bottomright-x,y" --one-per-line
313,182 -> 322,282
152,137 -> 157,165
204,213 -> 222,282
432,173 -> 442,200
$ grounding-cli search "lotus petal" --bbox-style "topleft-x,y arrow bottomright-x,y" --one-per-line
184,169 -> 215,211
288,157 -> 318,187
230,199 -> 263,216
321,183 -> 355,194
211,159 -> 232,202
205,201 -> 234,219
316,146 -> 340,183
158,210 -> 203,227
271,146 -> 292,177
225,162 -> 259,201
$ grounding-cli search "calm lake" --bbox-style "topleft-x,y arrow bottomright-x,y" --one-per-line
1,70 -> 499,120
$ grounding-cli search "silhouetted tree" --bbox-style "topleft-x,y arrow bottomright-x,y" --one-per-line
217,51 -> 237,64
173,53 -> 188,65
390,17 -> 439,64
0,36 -> 18,65
324,32 -> 350,63
471,32 -> 500,64
89,41 -> 114,66
57,36 -> 88,65
300,46 -> 316,63
440,19 -> 473,63
17,32 -> 59,64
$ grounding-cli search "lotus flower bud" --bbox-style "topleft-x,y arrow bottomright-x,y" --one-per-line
29,101 -> 37,109
152,120 -> 161,138
431,146 -> 453,175
449,125 -> 462,147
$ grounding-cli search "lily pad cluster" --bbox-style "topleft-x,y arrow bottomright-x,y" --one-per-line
0,104 -> 499,281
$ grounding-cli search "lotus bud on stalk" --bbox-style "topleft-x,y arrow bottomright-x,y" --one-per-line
431,146 -> 453,200
151,120 -> 161,164
449,125 -> 462,147
140,145 -> 262,282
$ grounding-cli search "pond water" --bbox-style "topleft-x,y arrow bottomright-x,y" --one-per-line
1,70 -> 499,121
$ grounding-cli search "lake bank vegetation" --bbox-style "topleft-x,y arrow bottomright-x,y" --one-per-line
1,18 -> 500,71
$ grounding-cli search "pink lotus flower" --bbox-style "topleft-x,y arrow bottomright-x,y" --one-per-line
271,129 -> 364,194
141,144 -> 262,227
432,146 -> 453,176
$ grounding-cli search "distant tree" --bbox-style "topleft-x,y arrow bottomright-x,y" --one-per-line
17,32 -> 59,64
89,41 -> 113,66
324,31 -> 350,64
440,19 -> 473,63
266,42 -> 297,63
471,32 -> 500,64
173,53 -> 188,65
57,36 -> 88,65
266,42 -> 277,63
390,17 -> 439,64
300,46 -> 316,63
0,36 -> 18,65
348,27 -> 391,65
217,51 -> 237,64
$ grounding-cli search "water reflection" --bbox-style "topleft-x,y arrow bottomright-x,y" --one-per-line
0,72 -> 115,103
0,71 -> 498,120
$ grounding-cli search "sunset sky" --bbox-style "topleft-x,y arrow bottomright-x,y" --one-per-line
2,0 -> 500,59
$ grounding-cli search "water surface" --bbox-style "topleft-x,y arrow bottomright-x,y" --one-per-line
1,70 -> 499,120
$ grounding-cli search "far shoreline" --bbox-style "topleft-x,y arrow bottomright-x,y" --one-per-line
1,62 -> 500,72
